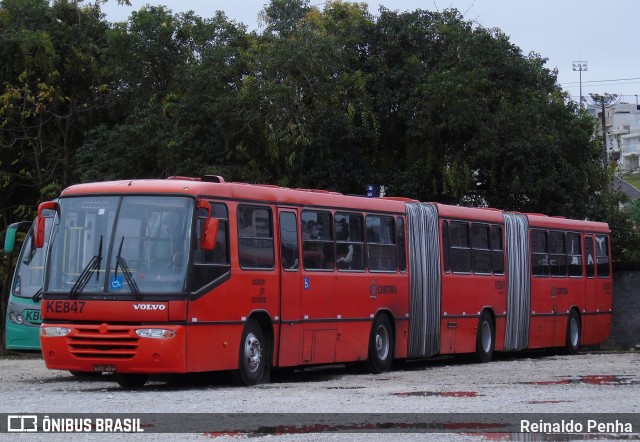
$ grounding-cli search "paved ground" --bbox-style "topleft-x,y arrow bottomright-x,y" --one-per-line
0,350 -> 639,441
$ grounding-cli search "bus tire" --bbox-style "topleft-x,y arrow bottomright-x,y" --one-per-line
237,319 -> 266,386
366,314 -> 394,374
565,309 -> 581,355
115,373 -> 148,389
476,310 -> 495,363
69,371 -> 102,378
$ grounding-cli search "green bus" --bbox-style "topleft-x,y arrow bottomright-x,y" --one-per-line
4,214 -> 53,350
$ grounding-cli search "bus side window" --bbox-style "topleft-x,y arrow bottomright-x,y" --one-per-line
335,212 -> 365,271
449,221 -> 471,273
238,205 -> 274,269
549,231 -> 567,277
366,215 -> 397,272
531,229 -> 549,277
584,235 -> 595,278
471,223 -> 491,275
566,233 -> 582,277
301,210 -> 334,270
595,235 -> 610,278
491,225 -> 504,275
442,220 -> 450,272
396,217 -> 406,272
192,202 -> 230,292
280,212 -> 299,271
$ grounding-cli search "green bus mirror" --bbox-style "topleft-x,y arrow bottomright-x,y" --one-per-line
3,221 -> 32,254
4,226 -> 17,254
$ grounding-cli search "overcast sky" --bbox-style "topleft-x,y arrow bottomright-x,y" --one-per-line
102,0 -> 640,104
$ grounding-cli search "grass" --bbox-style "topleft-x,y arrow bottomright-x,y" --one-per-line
621,173 -> 640,190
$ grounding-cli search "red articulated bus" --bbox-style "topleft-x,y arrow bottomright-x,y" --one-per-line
34,176 -> 612,388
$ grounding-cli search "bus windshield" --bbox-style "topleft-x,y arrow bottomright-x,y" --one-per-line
11,220 -> 51,299
47,196 -> 194,295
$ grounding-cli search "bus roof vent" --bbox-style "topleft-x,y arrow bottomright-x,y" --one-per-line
202,175 -> 225,183
167,176 -> 200,181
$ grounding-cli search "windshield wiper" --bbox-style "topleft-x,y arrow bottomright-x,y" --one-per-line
114,236 -> 141,299
70,236 -> 103,298
32,288 -> 43,303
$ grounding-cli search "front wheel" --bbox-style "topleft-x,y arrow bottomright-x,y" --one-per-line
69,371 -> 102,378
366,314 -> 394,374
237,319 -> 267,386
476,310 -> 495,363
565,309 -> 581,354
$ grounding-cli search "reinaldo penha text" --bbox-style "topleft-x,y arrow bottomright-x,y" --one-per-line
521,418 -> 633,434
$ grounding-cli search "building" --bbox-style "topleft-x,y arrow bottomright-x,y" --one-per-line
588,101 -> 640,173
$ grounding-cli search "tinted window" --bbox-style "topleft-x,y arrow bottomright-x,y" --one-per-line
366,215 -> 397,272
396,217 -> 406,272
471,223 -> 491,274
595,235 -> 610,278
531,229 -> 549,276
302,210 -> 334,270
193,202 -> 230,291
335,212 -> 364,271
280,212 -> 299,271
449,222 -> 471,273
566,233 -> 582,277
549,231 -> 567,277
585,236 -> 595,278
491,225 -> 504,275
238,205 -> 274,269
442,221 -> 450,272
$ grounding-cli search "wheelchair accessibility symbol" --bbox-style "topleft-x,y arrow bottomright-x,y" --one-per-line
110,275 -> 124,290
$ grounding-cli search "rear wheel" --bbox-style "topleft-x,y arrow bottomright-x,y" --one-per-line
366,314 -> 394,374
476,310 -> 495,363
565,309 -> 581,354
115,373 -> 148,389
237,319 -> 267,386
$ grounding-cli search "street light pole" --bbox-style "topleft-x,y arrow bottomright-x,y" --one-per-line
572,60 -> 588,109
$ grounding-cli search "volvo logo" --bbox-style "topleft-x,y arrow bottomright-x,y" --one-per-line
133,304 -> 166,311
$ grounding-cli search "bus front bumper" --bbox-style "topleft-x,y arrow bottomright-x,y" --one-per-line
40,323 -> 187,374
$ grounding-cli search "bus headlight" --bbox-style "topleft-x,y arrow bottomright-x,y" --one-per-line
40,327 -> 71,337
8,311 -> 23,324
135,329 -> 176,339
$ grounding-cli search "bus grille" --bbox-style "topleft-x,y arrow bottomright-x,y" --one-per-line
67,326 -> 139,359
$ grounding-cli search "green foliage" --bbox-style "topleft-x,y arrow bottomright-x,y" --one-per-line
1,0 -> 638,267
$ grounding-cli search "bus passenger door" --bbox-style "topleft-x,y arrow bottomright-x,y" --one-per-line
277,209 -> 303,366
582,235 -> 596,343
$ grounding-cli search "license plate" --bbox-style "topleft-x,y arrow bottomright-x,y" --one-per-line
94,364 -> 116,373
23,309 -> 41,324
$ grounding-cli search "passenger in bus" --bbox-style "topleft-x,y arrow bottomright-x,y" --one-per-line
336,239 -> 354,270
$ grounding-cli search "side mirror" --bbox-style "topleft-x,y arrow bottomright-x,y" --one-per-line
35,201 -> 59,249
202,218 -> 219,251
197,200 -> 219,251
4,221 -> 33,254
4,225 -> 17,254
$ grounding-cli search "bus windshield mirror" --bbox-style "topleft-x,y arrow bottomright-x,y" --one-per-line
69,236 -> 103,298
